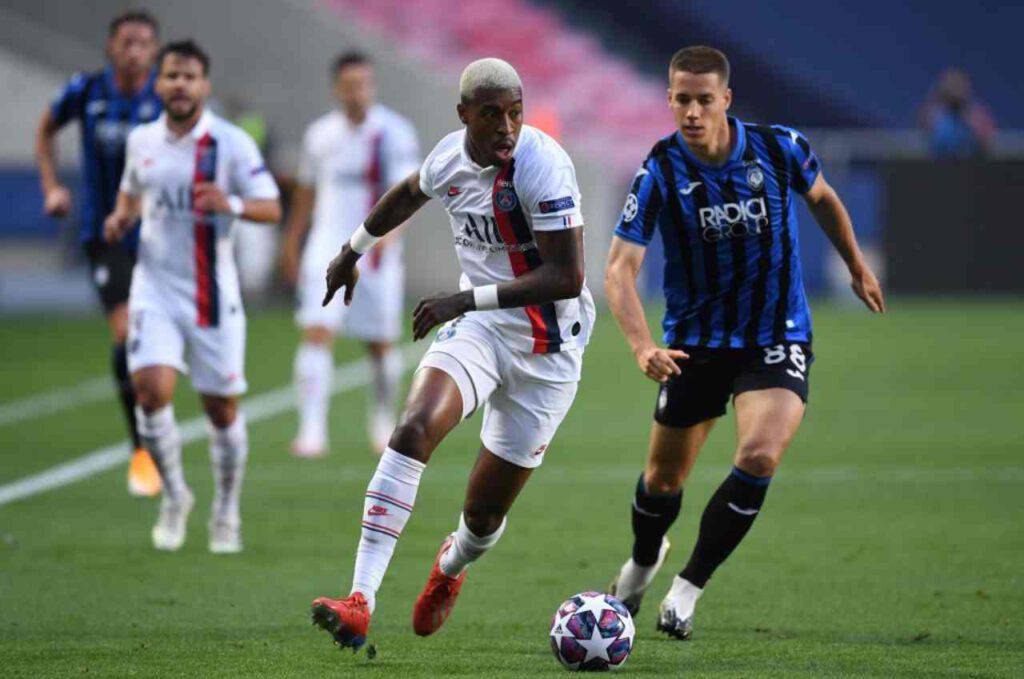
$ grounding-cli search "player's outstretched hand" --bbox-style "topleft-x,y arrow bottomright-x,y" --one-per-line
850,265 -> 886,314
635,345 -> 688,383
412,293 -> 472,341
322,246 -> 359,307
43,185 -> 72,218
103,211 -> 133,243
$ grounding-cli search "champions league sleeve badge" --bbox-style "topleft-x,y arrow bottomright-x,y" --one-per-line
622,193 -> 639,222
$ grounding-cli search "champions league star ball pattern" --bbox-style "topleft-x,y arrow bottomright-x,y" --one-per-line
550,592 -> 635,671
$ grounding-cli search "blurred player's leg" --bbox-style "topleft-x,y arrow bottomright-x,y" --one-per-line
367,342 -> 401,454
292,327 -> 333,457
133,365 -> 193,551
204,396 -> 247,554
660,388 -> 804,639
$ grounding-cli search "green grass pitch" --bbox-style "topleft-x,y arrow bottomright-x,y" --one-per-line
0,300 -> 1022,677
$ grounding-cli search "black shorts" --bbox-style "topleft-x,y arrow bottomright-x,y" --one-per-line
654,343 -> 814,428
83,240 -> 136,313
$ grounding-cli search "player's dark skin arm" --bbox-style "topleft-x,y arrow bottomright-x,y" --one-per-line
323,170 -> 586,340
803,174 -> 886,313
411,226 -> 584,340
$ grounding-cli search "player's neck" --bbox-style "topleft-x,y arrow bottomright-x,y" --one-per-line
166,106 -> 205,138
686,119 -> 733,166
343,106 -> 369,126
113,68 -> 148,96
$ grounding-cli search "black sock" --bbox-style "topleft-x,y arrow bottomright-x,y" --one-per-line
680,467 -> 770,588
631,474 -> 682,567
112,343 -> 141,449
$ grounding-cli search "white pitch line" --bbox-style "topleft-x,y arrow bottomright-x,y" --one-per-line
0,376 -> 113,428
0,343 -> 423,508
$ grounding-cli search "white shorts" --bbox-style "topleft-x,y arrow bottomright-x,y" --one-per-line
127,303 -> 247,396
417,314 -> 582,469
296,245 -> 403,342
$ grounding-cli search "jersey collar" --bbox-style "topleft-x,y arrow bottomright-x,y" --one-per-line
160,108 -> 213,143
674,116 -> 747,171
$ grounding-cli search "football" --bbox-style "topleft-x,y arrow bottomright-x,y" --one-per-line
549,591 -> 635,671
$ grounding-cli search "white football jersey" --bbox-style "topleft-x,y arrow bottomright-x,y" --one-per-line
120,110 -> 279,326
419,125 -> 594,354
296,105 -> 420,260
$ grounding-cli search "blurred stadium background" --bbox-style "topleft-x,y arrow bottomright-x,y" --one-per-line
1,1 -> 1022,676
3,0 -> 1023,309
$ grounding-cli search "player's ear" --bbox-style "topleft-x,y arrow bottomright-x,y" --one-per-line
724,87 -> 733,111
456,102 -> 468,126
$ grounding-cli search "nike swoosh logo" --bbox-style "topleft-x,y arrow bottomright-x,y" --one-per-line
680,181 -> 702,196
727,503 -> 759,516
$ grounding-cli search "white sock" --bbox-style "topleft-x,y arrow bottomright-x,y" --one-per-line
136,405 -> 189,503
439,513 -> 506,577
208,413 -> 248,527
350,447 -> 425,612
370,348 -> 402,415
294,342 -> 332,444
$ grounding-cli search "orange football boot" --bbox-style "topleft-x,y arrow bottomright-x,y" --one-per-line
127,448 -> 161,497
311,593 -> 371,651
412,535 -> 466,636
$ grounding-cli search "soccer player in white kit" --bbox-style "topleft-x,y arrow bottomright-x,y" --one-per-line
310,58 -> 595,650
281,52 -> 420,457
104,41 -> 281,553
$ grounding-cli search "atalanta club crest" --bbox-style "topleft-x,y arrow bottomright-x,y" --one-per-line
746,165 -> 765,191
496,187 -> 518,212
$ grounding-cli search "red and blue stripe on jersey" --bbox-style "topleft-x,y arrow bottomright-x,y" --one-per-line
192,133 -> 219,328
491,159 -> 564,354
613,117 -> 818,348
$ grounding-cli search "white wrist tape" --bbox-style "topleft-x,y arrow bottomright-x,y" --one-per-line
227,195 -> 244,217
349,223 -> 381,255
473,284 -> 500,310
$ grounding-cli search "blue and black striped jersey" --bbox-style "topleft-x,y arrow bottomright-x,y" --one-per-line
614,117 -> 821,348
50,67 -> 162,246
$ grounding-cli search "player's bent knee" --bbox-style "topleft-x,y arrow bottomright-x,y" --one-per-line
202,397 -> 237,428
734,443 -> 781,477
643,468 -> 684,495
388,415 -> 440,463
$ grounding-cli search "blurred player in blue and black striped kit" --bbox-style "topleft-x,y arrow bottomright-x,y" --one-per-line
34,10 -> 163,496
604,46 -> 885,639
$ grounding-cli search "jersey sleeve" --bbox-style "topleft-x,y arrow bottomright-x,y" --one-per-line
613,157 -> 666,247
294,125 -> 317,188
517,141 -> 584,231
385,119 -> 421,187
417,138 -> 442,199
49,73 -> 88,128
231,131 -> 280,200
775,126 -> 822,194
119,129 -> 143,196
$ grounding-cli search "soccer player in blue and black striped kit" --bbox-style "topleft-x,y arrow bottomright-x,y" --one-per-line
34,10 -> 163,496
605,46 -> 885,639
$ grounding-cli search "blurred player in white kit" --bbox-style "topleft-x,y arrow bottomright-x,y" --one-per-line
105,40 -> 281,553
281,52 -> 421,456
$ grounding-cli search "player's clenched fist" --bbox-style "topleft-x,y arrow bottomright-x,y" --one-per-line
103,211 -> 134,243
43,185 -> 72,218
193,181 -> 230,214
412,293 -> 472,341
634,345 -> 688,383
322,245 -> 360,307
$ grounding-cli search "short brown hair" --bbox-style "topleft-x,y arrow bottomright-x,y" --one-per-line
108,9 -> 159,38
669,46 -> 730,85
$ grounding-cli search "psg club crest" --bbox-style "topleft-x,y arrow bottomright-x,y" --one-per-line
496,187 -> 518,212
746,165 -> 765,191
